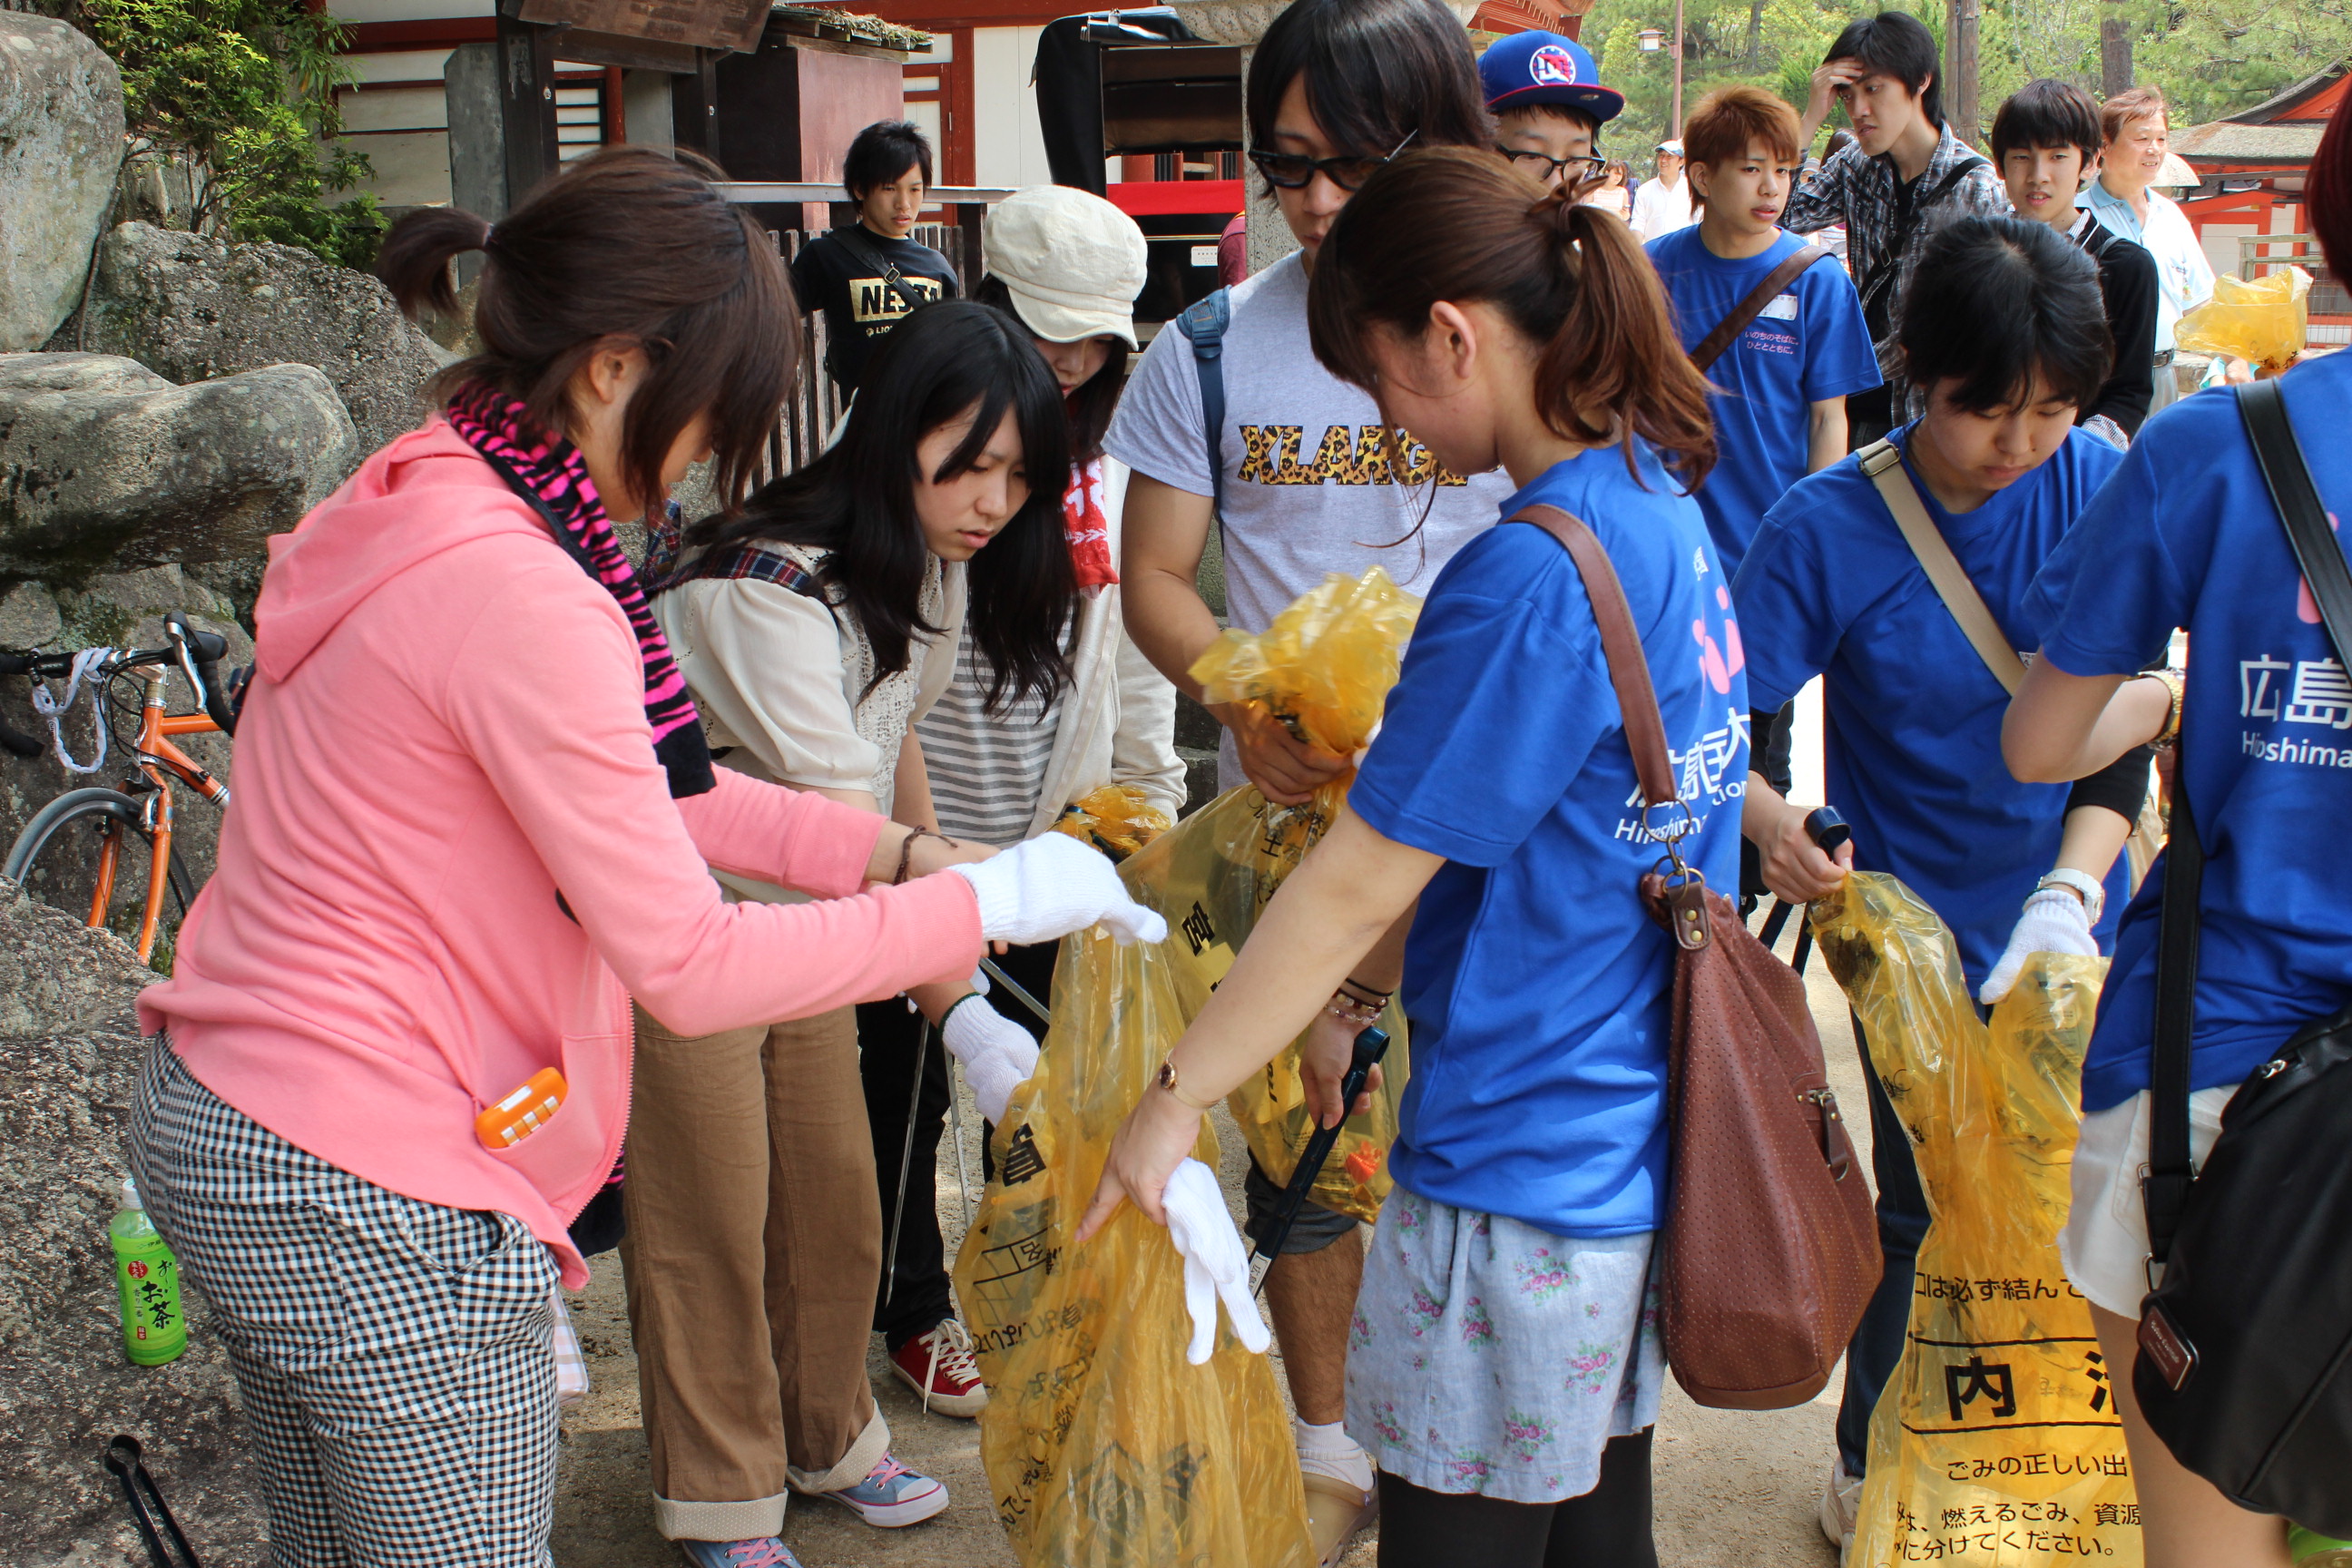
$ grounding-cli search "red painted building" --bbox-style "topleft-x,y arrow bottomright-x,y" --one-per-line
2173,63 -> 2347,334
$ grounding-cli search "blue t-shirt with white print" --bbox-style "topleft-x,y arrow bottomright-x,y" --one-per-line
2027,361 -> 2352,1112
1735,425 -> 2127,991
1647,227 -> 1882,579
1351,442 -> 1747,1239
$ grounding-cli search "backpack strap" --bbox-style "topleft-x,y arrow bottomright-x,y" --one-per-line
1857,438 -> 2029,693
1690,247 -> 1835,372
1173,288 -> 1232,517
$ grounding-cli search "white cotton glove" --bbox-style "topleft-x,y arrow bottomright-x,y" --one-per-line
1161,1158 -> 1272,1365
1977,888 -> 2101,1004
942,998 -> 1038,1124
945,831 -> 1168,947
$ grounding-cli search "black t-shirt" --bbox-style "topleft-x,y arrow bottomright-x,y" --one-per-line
2074,215 -> 2160,437
789,226 -> 959,391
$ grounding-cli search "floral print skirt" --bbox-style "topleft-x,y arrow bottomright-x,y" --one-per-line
1344,1186 -> 1661,1504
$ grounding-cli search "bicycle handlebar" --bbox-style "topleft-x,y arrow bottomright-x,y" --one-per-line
162,612 -> 235,734
0,610 -> 240,749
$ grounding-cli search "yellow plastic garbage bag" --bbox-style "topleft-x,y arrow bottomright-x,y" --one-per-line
953,929 -> 1316,1568
1053,782 -> 1175,862
1176,567 -> 1422,1220
2176,265 -> 2311,373
1810,872 -> 2142,1567
949,569 -> 1422,1567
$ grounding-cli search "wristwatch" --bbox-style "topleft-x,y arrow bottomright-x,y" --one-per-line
2035,868 -> 2105,926
1156,1057 -> 1216,1112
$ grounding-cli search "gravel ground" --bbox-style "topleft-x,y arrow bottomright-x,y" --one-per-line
555,689 -> 1857,1568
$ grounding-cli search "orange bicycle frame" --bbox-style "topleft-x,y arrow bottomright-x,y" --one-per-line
88,666 -> 226,962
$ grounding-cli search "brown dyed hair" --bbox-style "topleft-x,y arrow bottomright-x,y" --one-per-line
376,147 -> 796,515
1308,147 -> 1715,487
1683,84 -> 1801,171
2100,85 -> 2168,146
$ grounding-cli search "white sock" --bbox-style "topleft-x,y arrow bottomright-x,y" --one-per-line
1294,1417 -> 1374,1494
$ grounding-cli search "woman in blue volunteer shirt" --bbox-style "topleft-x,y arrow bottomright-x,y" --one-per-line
1081,147 -> 1739,1567
1731,216 -> 2150,1538
2003,108 -> 2352,1568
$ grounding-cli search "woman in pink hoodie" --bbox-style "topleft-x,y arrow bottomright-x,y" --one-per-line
125,148 -> 1161,1568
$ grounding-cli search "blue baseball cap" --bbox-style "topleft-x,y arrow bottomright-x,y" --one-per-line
1479,32 -> 1624,124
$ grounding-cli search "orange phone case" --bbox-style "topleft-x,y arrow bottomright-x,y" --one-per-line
476,1067 -> 567,1150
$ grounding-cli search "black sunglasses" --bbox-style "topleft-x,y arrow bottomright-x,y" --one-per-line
1248,130 -> 1418,191
1501,149 -> 1607,185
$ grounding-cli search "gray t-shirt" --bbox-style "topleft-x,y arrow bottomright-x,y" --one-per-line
1106,250 -> 1514,789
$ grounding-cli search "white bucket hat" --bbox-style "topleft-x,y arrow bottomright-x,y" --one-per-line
981,185 -> 1148,348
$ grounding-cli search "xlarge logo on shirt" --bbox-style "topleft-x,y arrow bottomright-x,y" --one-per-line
851,274 -> 944,331
1237,424 -> 1470,486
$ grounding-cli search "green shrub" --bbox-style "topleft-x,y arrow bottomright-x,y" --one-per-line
71,0 -> 382,268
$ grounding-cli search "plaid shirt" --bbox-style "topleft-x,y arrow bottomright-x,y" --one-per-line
1783,123 -> 2011,406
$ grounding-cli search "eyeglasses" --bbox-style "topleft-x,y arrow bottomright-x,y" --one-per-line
1248,130 -> 1418,191
1501,149 -> 1607,185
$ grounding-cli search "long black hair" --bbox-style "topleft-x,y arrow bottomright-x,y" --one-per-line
691,301 -> 1076,711
970,273 -> 1123,465
1899,217 -> 2110,414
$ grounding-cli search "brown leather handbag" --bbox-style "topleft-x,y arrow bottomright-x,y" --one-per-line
1514,503 -> 1881,1410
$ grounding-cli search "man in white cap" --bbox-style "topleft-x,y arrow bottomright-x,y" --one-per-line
1631,138 -> 1694,240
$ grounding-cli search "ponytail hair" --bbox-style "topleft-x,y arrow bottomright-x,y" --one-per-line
1308,147 -> 1715,488
375,146 -> 796,516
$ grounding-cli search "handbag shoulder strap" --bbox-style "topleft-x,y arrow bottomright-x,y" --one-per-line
1508,505 -> 1678,807
1690,247 -> 1834,372
2241,377 -> 2352,664
1859,438 -> 2030,694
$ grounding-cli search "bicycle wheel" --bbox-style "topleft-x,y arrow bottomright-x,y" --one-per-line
5,787 -> 193,960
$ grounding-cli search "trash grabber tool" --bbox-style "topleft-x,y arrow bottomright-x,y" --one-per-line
1251,1025 -> 1390,1296
882,1017 -> 934,1309
978,954 -> 1051,1024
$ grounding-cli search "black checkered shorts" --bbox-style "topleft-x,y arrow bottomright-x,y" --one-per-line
132,1041 -> 562,1567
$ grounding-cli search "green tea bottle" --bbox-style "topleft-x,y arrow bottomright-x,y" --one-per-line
110,1178 -> 187,1366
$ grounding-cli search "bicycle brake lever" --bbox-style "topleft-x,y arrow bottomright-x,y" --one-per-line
162,614 -> 209,713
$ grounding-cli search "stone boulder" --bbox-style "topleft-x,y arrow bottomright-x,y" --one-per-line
0,16 -> 125,352
75,220 -> 447,464
0,352 -> 357,585
0,880 -> 264,1567
0,567 -> 250,924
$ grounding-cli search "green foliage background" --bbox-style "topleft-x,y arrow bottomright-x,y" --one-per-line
49,0 -> 379,268
1581,0 -> 2352,176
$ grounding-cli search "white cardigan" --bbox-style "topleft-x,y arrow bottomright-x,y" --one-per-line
1024,459 -> 1188,837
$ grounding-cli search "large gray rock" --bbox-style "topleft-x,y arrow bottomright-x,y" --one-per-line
0,880 -> 263,1567
76,220 -> 446,463
0,351 -> 357,585
0,567 -> 249,947
0,16 -> 125,352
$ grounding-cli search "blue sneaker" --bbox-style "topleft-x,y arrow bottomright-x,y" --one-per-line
817,1452 -> 949,1528
679,1539 -> 804,1568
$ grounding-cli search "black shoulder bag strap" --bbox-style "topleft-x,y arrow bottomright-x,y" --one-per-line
1857,154 -> 1988,326
1690,247 -> 1834,372
2148,377 -> 2352,1269
826,225 -> 926,318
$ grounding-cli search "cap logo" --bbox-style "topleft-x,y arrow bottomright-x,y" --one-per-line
1530,44 -> 1579,86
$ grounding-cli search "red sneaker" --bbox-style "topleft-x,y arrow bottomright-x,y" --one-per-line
888,1319 -> 987,1418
